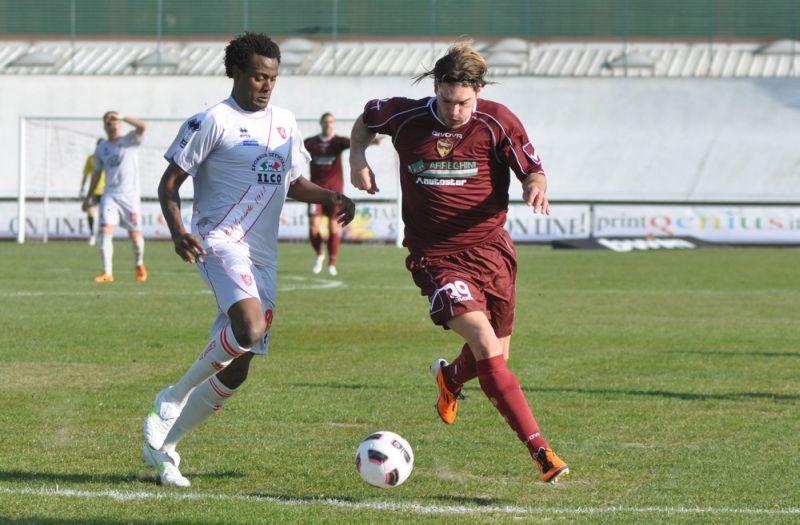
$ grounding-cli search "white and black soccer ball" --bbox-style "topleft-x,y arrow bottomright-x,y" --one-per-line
355,431 -> 414,488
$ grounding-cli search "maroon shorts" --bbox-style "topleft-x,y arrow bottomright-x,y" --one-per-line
308,202 -> 339,218
405,229 -> 517,337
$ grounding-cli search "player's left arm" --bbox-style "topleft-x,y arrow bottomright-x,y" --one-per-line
521,171 -> 551,215
288,176 -> 356,226
497,106 -> 551,215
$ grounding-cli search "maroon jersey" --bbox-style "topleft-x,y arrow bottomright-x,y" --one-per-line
363,96 -> 544,256
304,134 -> 350,193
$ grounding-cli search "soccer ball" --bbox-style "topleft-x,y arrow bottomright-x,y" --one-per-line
355,431 -> 414,488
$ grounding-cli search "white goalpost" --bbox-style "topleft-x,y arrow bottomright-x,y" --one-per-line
15,115 -> 403,245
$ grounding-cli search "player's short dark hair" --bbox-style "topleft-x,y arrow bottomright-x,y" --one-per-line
414,38 -> 490,89
224,32 -> 281,78
320,112 -> 334,123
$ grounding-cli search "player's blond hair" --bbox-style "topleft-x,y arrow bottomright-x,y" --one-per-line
413,38 -> 490,89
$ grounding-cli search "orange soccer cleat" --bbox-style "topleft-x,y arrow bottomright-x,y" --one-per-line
135,264 -> 148,282
93,273 -> 114,283
535,448 -> 570,484
430,358 -> 463,425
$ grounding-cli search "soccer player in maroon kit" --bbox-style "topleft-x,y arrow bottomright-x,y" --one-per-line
304,113 -> 351,276
349,41 -> 569,483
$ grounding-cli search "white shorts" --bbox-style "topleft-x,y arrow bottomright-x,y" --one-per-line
99,193 -> 142,231
197,243 -> 276,355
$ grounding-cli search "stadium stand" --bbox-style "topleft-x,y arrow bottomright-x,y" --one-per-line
1,39 -> 799,77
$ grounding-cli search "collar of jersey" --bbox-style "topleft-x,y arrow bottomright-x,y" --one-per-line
427,96 -> 477,130
225,96 -> 270,118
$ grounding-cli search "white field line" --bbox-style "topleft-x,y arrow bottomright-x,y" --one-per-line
0,486 -> 798,517
0,276 -> 343,298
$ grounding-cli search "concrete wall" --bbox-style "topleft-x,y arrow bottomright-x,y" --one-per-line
2,75 -> 798,202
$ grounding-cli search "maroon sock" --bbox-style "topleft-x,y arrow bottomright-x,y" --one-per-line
328,231 -> 341,265
310,232 -> 323,255
442,344 -> 477,392
477,355 -> 549,457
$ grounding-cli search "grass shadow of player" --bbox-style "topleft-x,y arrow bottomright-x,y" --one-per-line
0,470 -> 130,485
461,385 -> 800,402
127,470 -> 246,485
0,469 -> 245,486
0,519 -> 160,525
666,349 -> 800,358
416,493 -> 510,506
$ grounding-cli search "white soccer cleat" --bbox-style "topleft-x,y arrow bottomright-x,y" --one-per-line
88,235 -> 96,246
142,443 -> 190,487
143,386 -> 185,450
327,265 -> 338,276
312,255 -> 325,274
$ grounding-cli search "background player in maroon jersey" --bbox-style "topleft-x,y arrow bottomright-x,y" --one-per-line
304,113 -> 349,275
349,40 -> 569,484
305,113 -> 380,275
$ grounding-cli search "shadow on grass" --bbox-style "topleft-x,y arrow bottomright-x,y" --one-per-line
0,515 -> 162,525
667,349 -> 800,358
287,382 -> 798,402
515,386 -> 798,402
0,469 -> 244,486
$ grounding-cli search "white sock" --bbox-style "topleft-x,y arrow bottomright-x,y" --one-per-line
132,235 -> 144,266
100,234 -> 113,274
162,376 -> 236,453
165,323 -> 250,405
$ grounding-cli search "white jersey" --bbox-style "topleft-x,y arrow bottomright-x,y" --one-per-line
93,130 -> 142,196
164,97 -> 310,266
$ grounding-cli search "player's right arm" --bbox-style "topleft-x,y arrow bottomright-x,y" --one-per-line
158,162 -> 205,263
349,115 -> 379,194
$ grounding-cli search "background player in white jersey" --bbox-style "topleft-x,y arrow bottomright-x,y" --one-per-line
141,33 -> 355,487
83,111 -> 148,282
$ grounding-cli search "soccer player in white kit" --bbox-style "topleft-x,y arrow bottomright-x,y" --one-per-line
83,111 -> 148,282
141,33 -> 356,487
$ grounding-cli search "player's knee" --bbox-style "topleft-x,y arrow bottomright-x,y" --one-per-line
470,332 -> 503,360
232,319 -> 266,349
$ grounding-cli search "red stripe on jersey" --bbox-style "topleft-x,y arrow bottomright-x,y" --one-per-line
235,185 -> 281,243
202,186 -> 253,240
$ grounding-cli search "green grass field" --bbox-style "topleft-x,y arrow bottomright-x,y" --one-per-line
0,240 -> 798,524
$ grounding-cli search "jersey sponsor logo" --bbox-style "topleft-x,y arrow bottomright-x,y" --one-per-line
277,126 -> 287,139
416,177 -> 467,186
522,141 -> 541,164
240,139 -> 260,146
312,155 -> 336,165
436,138 -> 454,158
407,160 -> 426,175
239,127 -> 250,138
251,152 -> 286,185
432,130 -> 463,139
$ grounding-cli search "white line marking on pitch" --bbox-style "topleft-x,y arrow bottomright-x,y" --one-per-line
0,276 -> 343,298
0,486 -> 797,517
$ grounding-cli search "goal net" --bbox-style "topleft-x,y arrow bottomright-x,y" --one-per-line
16,115 -> 402,243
